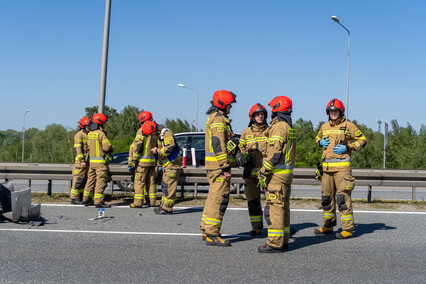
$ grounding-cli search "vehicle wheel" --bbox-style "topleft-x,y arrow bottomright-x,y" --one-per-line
117,180 -> 134,192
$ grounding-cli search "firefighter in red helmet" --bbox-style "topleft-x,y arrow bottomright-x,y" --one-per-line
314,98 -> 367,239
257,96 -> 296,253
141,121 -> 182,214
70,116 -> 91,204
238,103 -> 269,235
200,90 -> 238,246
82,113 -> 115,208
128,111 -> 158,208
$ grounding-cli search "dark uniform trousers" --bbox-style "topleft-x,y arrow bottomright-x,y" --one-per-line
200,169 -> 230,236
70,165 -> 88,200
244,177 -> 263,230
264,173 -> 292,249
321,169 -> 355,231
83,163 -> 108,205
160,167 -> 180,212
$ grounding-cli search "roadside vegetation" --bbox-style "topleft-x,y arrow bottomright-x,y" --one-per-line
1,105 -> 425,169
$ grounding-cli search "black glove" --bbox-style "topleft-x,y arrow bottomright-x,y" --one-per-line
242,164 -> 254,179
236,152 -> 248,167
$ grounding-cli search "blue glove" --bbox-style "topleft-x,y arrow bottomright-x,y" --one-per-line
333,144 -> 349,155
128,166 -> 135,172
319,138 -> 330,148
157,166 -> 163,172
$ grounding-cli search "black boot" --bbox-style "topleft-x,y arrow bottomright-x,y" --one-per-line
95,203 -> 111,208
258,244 -> 284,253
71,199 -> 83,205
153,207 -> 172,215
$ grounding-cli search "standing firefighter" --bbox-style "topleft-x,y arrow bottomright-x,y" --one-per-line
142,121 -> 182,214
257,96 -> 296,253
314,98 -> 367,239
200,90 -> 237,246
128,111 -> 158,208
238,103 -> 269,236
82,113 -> 115,208
70,116 -> 91,204
128,111 -> 155,208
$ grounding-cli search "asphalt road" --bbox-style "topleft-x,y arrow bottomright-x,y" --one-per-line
1,204 -> 425,283
6,179 -> 426,201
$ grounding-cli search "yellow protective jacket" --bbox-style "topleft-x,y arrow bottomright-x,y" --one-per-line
260,117 -> 296,175
315,117 -> 367,172
205,109 -> 236,171
73,129 -> 88,166
130,127 -> 157,168
239,124 -> 269,173
157,127 -> 181,169
87,127 -> 114,165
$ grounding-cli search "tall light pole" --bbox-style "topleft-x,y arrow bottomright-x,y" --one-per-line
178,84 -> 199,131
331,15 -> 351,120
22,109 -> 29,162
98,0 -> 112,114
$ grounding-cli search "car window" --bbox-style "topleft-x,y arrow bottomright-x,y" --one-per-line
191,136 -> 205,150
175,136 -> 188,147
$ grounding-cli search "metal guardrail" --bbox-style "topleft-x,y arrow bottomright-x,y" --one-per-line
1,162 -> 425,202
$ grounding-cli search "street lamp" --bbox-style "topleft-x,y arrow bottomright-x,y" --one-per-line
331,15 -> 351,120
22,109 -> 29,162
177,83 -> 199,131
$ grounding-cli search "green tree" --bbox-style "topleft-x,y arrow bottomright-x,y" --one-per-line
164,118 -> 196,133
31,124 -> 74,162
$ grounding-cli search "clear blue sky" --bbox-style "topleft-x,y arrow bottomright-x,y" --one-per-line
1,0 -> 425,134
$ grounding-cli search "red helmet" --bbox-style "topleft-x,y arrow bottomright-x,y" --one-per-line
79,116 -> 91,128
269,96 -> 292,113
138,111 -> 153,123
326,98 -> 345,115
249,103 -> 267,120
92,113 -> 108,125
212,90 -> 237,109
141,120 -> 157,136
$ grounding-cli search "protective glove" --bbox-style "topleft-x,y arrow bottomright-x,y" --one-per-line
157,166 -> 163,172
128,165 -> 135,172
257,171 -> 268,190
319,137 -> 330,148
333,144 -> 349,155
236,152 -> 248,167
314,163 -> 323,181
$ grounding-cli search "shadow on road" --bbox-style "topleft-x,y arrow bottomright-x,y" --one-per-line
173,207 -> 204,215
353,222 -> 397,237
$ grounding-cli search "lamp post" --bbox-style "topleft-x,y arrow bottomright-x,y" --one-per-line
98,0 -> 112,114
178,84 -> 199,131
22,109 -> 29,162
331,15 -> 351,120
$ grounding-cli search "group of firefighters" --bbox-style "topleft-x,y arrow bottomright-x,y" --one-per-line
70,90 -> 367,253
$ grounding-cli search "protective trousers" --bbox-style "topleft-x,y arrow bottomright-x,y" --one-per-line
264,173 -> 292,249
70,165 -> 88,200
160,167 -> 180,212
321,170 -> 355,231
244,177 -> 263,230
200,169 -> 230,236
82,163 -> 108,205
133,167 -> 156,207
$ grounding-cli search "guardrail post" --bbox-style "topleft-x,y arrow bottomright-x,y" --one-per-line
27,179 -> 32,188
412,187 -> 416,201
48,180 -> 52,196
180,183 -> 184,199
367,186 -> 372,203
194,182 -> 198,199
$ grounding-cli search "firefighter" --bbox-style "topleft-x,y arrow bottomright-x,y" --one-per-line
128,111 -> 158,208
141,121 -> 182,214
70,116 -> 91,204
200,90 -> 237,246
128,111 -> 155,208
257,96 -> 296,253
313,98 -> 367,239
82,113 -> 115,208
238,103 -> 269,236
